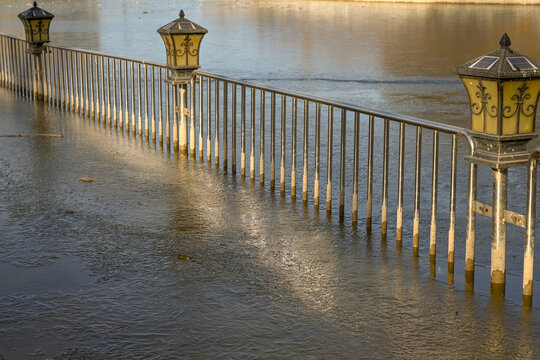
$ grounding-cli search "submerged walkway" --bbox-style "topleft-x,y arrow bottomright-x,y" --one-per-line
0,88 -> 539,358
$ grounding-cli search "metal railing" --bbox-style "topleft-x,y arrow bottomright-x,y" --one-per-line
0,32 -> 538,306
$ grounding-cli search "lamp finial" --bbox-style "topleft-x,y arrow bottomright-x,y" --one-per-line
179,9 -> 185,18
499,33 -> 511,48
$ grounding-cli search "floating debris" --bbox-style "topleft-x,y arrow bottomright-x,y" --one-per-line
0,134 -> 65,138
79,177 -> 94,183
177,254 -> 197,263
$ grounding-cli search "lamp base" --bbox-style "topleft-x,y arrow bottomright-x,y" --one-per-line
464,133 -> 536,169
166,68 -> 195,85
25,44 -> 43,55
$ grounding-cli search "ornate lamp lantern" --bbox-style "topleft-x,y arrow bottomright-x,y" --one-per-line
18,1 -> 54,54
157,9 -> 208,84
456,33 -> 540,168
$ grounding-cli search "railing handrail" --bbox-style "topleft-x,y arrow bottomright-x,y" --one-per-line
0,32 -> 474,152
194,70 -> 476,152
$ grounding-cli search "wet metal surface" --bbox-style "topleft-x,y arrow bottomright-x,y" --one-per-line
1,0 -> 540,358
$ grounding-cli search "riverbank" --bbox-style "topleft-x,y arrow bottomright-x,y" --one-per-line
330,0 -> 540,4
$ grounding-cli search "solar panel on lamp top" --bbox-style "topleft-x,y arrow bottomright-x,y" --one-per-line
469,56 -> 499,70
507,57 -> 537,71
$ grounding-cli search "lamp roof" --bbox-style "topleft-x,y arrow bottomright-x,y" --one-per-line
456,33 -> 539,79
157,9 -> 208,35
18,1 -> 54,20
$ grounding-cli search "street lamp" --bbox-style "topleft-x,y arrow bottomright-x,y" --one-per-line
456,33 -> 540,297
157,9 -> 208,84
456,33 -> 540,168
157,10 -> 208,155
18,1 -> 54,55
18,1 -> 54,101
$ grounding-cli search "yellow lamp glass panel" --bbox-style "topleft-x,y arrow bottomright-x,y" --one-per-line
159,34 -> 175,66
501,79 -> 539,135
502,80 -> 540,135
29,19 -> 51,43
461,77 -> 499,134
186,35 -> 202,67
171,34 -> 203,68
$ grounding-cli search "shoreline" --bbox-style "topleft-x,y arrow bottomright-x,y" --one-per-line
318,0 -> 540,4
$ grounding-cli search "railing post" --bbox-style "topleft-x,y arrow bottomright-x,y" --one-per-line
179,83 -> 188,155
523,147 -> 539,307
31,51 -> 44,101
490,168 -> 508,296
465,162 -> 477,291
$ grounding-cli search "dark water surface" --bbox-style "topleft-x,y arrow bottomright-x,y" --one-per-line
1,0 -> 540,358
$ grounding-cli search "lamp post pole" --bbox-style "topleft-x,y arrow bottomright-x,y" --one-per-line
29,47 -> 45,101
491,167 -> 508,296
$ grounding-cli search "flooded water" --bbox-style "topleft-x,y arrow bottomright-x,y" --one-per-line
1,0 -> 540,358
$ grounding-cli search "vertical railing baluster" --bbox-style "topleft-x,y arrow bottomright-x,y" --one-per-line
60,49 -> 67,110
69,51 -> 75,111
326,106 -> 334,213
241,85 -> 246,176
131,62 -> 136,132
101,57 -> 106,122
198,75 -> 203,159
113,59 -> 118,126
84,53 -> 89,116
138,63 -> 143,136
42,46 -> 48,102
231,84 -> 237,173
190,76 -> 196,154
214,80 -> 220,166
382,118 -> 389,234
90,54 -> 95,118
270,92 -> 276,189
125,61 -> 129,130
523,151 -> 537,307
303,101 -> 309,204
250,88 -> 256,181
339,110 -> 347,220
413,126 -> 423,255
280,95 -> 287,194
76,52 -> 82,113
223,81 -> 228,170
144,64 -> 149,138
173,84 -> 179,152
166,81 -> 171,149
260,90 -> 265,185
21,42 -> 26,97
0,37 -> 4,87
397,122 -> 405,242
107,57 -> 112,125
97,55 -> 103,121
314,103 -> 321,209
118,60 -> 124,129
159,69 -> 163,146
366,115 -> 374,232
465,163 -> 477,291
291,97 -> 297,200
207,78 -> 212,163
448,134 -> 458,272
352,112 -> 360,223
430,130 -> 440,263
151,67 -> 156,143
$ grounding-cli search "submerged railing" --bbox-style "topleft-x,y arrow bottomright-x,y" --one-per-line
0,32 -> 538,306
